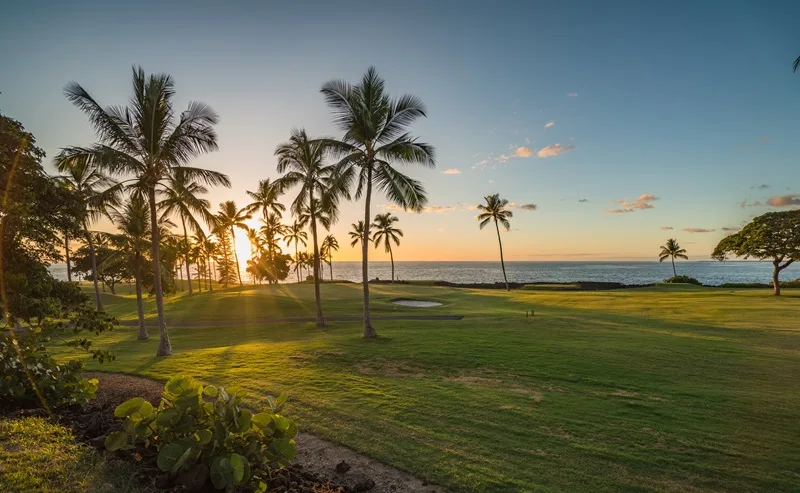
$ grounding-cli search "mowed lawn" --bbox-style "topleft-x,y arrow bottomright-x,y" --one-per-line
66,283 -> 800,492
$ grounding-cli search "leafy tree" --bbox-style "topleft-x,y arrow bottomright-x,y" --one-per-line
245,178 -> 286,219
658,238 -> 688,277
712,210 -> 800,295
72,241 -> 131,295
212,223 -> 238,288
160,170 -> 212,295
477,194 -> 513,291
371,213 -> 403,283
321,235 -> 339,281
215,201 -> 251,287
322,67 -> 435,338
283,221 -> 308,283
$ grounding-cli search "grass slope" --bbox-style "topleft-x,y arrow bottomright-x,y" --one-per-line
62,283 -> 800,492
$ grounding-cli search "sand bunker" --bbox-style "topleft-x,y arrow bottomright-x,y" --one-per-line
391,299 -> 442,307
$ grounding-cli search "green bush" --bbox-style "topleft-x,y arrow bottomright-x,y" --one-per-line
106,375 -> 297,492
0,334 -> 98,409
664,275 -> 702,285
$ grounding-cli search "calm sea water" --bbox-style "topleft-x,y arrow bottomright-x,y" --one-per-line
50,261 -> 797,286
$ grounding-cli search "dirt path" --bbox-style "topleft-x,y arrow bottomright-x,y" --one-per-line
119,315 -> 463,327
87,372 -> 446,493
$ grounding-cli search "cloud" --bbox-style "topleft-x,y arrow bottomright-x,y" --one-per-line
457,202 -> 479,211
473,159 -> 490,169
766,194 -> 800,207
537,144 -> 574,158
578,198 -> 589,203
514,147 -> 534,158
488,179 -> 495,184
606,193 -> 659,213
739,200 -> 764,208
422,205 -> 456,213
544,121 -> 555,128
750,184 -> 770,190
567,92 -> 578,97
442,168 -> 462,175
519,203 -> 537,211
721,226 -> 740,232
660,226 -> 673,230
683,228 -> 716,233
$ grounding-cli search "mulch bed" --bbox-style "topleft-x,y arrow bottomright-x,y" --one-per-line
5,372 -> 350,493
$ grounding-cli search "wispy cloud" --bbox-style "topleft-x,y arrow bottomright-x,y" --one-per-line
423,205 -> 456,213
544,121 -> 555,128
721,226 -> 740,232
606,194 -> 659,214
750,184 -> 770,190
488,179 -> 495,184
442,168 -> 462,175
567,92 -> 578,97
739,200 -> 765,208
514,146 -> 534,158
683,228 -> 715,233
766,194 -> 800,207
578,198 -> 589,203
457,202 -> 479,211
660,226 -> 673,230
537,144 -> 574,158
519,203 -> 538,211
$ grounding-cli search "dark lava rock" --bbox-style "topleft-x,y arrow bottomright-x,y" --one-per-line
335,460 -> 351,474
353,479 -> 376,491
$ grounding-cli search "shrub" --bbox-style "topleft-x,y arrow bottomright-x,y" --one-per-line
0,334 -> 98,409
664,275 -> 702,285
106,375 -> 297,492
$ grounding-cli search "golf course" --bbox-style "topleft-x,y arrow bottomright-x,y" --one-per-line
62,282 -> 800,492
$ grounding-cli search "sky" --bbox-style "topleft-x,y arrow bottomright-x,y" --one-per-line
2,0 -> 799,262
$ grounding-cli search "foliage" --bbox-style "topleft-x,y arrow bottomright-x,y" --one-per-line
664,275 -> 701,285
477,194 -> 513,290
73,242 -> 132,294
247,253 -> 292,284
106,376 -> 297,492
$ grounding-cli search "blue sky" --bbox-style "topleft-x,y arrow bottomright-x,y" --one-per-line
2,0 -> 798,261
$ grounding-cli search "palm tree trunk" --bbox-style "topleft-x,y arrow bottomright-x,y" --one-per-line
85,225 -> 103,310
181,217 -> 193,295
362,166 -> 376,337
148,189 -> 171,356
208,257 -> 214,291
134,253 -> 147,340
494,218 -> 509,291
329,257 -> 333,281
64,233 -> 72,282
219,239 -> 229,288
310,194 -> 325,328
671,257 -> 677,277
230,226 -> 243,287
295,244 -> 300,283
389,245 -> 394,283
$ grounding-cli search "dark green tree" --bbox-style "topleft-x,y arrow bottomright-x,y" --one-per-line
477,194 -> 513,291
371,213 -> 403,283
658,238 -> 688,277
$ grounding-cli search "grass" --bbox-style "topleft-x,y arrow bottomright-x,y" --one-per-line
0,416 -> 152,493
58,282 -> 800,492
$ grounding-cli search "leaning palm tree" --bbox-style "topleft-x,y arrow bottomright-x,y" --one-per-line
371,213 -> 403,283
283,221 -> 308,283
214,201 -> 251,287
477,194 -> 513,291
659,238 -> 688,277
159,170 -> 212,295
55,158 -> 119,309
320,235 -> 339,281
349,221 -> 368,247
321,67 -> 435,337
55,66 -> 229,356
245,178 -> 286,219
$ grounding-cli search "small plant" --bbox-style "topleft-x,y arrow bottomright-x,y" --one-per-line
106,375 -> 297,492
664,275 -> 701,285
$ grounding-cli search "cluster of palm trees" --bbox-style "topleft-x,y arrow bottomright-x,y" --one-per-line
58,64 -> 435,354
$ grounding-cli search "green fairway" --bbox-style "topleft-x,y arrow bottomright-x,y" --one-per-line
65,283 -> 800,492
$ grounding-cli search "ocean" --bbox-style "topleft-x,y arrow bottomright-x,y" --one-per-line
49,261 -> 798,287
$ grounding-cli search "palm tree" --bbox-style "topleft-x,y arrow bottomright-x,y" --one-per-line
159,170 -> 212,295
659,238 -> 688,277
321,235 -> 339,281
349,221 -> 368,247
214,201 -> 251,287
371,213 -> 403,283
55,66 -> 230,357
477,194 -> 513,291
794,55 -> 799,73
260,213 -> 287,257
283,221 -> 308,283
55,158 -> 119,309
245,178 -> 286,218
321,67 -> 435,337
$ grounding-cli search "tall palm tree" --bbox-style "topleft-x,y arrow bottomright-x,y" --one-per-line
371,213 -> 403,283
659,238 -> 688,277
245,178 -> 286,219
321,235 -> 339,281
105,194 -> 173,340
159,170 -> 212,295
349,221 -> 368,247
794,55 -> 799,72
214,201 -> 251,287
477,194 -> 513,291
55,66 -> 229,356
259,213 -> 288,257
322,67 -> 435,338
55,158 -> 119,309
283,221 -> 308,283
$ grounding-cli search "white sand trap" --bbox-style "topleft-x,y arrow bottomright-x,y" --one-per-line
392,299 -> 442,307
